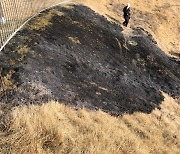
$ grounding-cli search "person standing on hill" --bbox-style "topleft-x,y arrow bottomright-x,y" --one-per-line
123,3 -> 131,27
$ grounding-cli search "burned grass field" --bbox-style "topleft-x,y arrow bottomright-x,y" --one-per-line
0,4 -> 179,153
0,4 -> 179,115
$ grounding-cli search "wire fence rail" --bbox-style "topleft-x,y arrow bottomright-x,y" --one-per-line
0,0 -> 72,51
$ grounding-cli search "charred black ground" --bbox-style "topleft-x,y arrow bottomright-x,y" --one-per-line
0,5 -> 179,115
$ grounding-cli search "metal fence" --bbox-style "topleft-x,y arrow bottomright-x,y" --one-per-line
0,0 -> 71,51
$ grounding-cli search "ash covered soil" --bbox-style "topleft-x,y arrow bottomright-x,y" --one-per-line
0,5 -> 179,115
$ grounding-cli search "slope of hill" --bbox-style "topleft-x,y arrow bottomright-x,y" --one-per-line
0,1 -> 179,153
80,0 -> 180,57
0,4 -> 179,114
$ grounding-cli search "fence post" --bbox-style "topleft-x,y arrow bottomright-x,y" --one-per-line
0,2 -> 5,24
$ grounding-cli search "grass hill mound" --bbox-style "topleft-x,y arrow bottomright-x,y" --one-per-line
0,3 -> 179,153
0,4 -> 179,115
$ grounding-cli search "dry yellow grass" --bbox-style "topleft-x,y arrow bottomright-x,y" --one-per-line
29,9 -> 60,30
0,93 -> 179,153
0,69 -> 16,94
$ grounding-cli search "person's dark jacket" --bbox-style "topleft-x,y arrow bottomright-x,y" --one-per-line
123,6 -> 130,18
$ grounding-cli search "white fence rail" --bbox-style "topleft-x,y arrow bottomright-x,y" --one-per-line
0,0 -> 71,51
